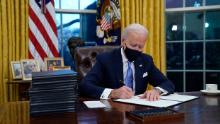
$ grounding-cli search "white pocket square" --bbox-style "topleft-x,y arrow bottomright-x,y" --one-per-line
143,72 -> 148,78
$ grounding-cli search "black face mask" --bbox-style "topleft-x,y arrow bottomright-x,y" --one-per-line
124,47 -> 141,62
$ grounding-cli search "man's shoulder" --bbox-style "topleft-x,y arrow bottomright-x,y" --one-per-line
96,48 -> 120,60
140,53 -> 153,61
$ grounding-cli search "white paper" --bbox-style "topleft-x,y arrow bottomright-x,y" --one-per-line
83,101 -> 106,108
114,96 -> 180,108
160,93 -> 198,102
114,93 -> 198,108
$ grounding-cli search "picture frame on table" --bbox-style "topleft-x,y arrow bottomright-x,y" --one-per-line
11,61 -> 22,79
20,59 -> 40,80
44,57 -> 64,71
52,66 -> 71,71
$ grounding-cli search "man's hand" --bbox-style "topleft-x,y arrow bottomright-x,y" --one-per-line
109,86 -> 134,99
140,88 -> 161,101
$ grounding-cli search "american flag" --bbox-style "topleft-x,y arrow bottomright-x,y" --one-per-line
29,0 -> 59,68
100,12 -> 112,31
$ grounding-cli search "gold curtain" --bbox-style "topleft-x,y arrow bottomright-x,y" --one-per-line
120,0 -> 165,73
0,0 -> 29,103
3,101 -> 29,124
120,0 -> 165,89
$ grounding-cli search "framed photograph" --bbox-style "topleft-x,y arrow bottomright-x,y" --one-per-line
11,61 -> 22,79
21,59 -> 40,80
52,66 -> 71,71
44,57 -> 64,71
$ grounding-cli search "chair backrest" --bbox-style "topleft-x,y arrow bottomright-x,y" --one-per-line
68,37 -> 85,59
74,46 -> 119,80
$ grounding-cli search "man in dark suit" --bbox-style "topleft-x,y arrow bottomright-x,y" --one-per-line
80,23 -> 174,101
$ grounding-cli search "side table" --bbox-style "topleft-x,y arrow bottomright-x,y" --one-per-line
7,80 -> 31,101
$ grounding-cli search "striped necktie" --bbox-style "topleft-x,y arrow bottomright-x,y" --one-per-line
125,61 -> 133,89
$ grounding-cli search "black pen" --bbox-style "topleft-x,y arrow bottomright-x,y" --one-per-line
119,80 -> 134,94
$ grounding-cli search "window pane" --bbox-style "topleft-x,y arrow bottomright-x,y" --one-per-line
186,72 -> 203,91
186,0 -> 202,7
56,14 -> 62,51
57,14 -> 80,69
206,72 -> 220,89
206,0 -> 220,5
57,28 -> 62,54
166,0 -> 183,8
61,1 -> 78,9
186,42 -> 203,69
80,0 -> 96,9
80,14 -> 97,42
206,42 -> 220,70
185,12 -> 203,40
55,0 -> 60,9
55,14 -> 61,28
167,72 -> 183,92
166,43 -> 183,70
62,14 -> 80,40
166,13 -> 183,41
206,10 -> 220,40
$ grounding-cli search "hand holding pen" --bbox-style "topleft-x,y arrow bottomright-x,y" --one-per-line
108,80 -> 134,99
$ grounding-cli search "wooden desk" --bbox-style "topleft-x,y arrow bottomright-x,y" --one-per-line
7,80 -> 31,101
0,92 -> 220,124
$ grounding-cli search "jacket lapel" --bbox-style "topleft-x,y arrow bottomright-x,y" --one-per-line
113,48 -> 123,87
134,57 -> 145,94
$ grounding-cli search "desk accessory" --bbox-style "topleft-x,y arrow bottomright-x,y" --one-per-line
201,84 -> 220,95
126,108 -> 184,122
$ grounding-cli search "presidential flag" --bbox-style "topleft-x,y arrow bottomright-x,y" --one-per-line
29,0 -> 59,68
96,0 -> 121,45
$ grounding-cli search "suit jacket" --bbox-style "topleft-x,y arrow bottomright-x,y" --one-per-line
80,48 -> 175,98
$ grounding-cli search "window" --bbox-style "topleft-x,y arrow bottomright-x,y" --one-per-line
166,0 -> 220,92
55,0 -> 97,69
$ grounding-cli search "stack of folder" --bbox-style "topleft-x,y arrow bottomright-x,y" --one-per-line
29,70 -> 78,114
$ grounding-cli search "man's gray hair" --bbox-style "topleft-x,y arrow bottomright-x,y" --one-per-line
121,23 -> 148,39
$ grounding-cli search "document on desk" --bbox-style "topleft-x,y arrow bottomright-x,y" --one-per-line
114,94 -> 198,108
83,101 -> 106,108
160,93 -> 198,102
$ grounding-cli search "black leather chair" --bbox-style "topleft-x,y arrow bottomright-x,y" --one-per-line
74,46 -> 119,80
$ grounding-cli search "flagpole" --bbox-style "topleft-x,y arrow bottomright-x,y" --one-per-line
41,0 -> 46,14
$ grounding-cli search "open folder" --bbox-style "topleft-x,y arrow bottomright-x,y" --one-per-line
114,93 -> 199,108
